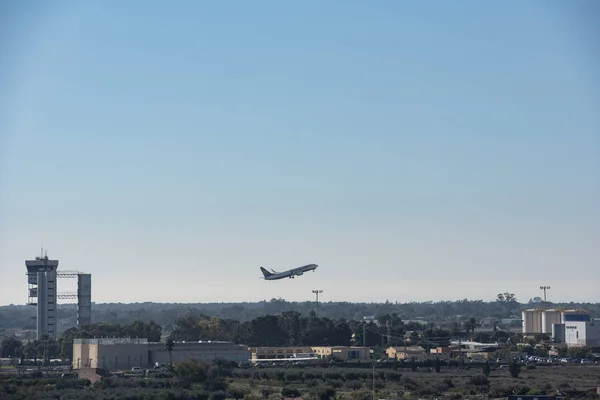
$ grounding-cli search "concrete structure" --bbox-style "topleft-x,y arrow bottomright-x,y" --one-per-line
555,319 -> 600,348
25,251 -> 93,338
386,346 -> 426,360
312,346 -> 371,361
73,338 -> 149,369
150,341 -> 250,365
522,309 -> 543,335
77,274 -> 92,326
26,253 -> 59,340
541,309 -> 562,334
552,323 -> 566,343
250,346 -> 314,362
73,338 -> 251,370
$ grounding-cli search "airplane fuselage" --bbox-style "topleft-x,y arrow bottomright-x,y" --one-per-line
261,264 -> 318,280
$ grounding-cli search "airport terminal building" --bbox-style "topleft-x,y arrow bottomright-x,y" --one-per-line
73,338 -> 251,370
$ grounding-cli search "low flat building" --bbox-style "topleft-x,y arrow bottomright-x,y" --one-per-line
250,346 -> 314,362
250,346 -> 371,363
386,346 -> 426,360
73,338 -> 250,370
312,346 -> 371,361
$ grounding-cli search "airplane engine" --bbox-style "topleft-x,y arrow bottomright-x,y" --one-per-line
297,272 -> 303,276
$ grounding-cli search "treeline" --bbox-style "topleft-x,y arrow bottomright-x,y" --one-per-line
1,320 -> 163,361
2,297 -> 599,336
2,311 -> 506,362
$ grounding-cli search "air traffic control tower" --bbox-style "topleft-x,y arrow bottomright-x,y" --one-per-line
26,252 -> 59,340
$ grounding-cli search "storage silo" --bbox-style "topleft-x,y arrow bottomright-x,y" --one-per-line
542,309 -> 562,334
522,309 -> 543,334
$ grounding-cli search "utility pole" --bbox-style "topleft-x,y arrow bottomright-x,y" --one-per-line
363,322 -> 367,347
312,290 -> 323,318
540,286 -> 550,309
386,318 -> 391,345
458,336 -> 462,368
372,362 -> 375,400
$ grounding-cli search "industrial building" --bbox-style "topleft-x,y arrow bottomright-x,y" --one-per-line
521,308 -> 599,347
26,251 -> 93,339
73,338 -> 251,370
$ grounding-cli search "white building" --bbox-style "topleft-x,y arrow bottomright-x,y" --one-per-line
555,320 -> 600,348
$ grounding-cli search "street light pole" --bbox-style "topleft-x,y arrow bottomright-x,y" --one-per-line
540,286 -> 550,309
312,290 -> 323,318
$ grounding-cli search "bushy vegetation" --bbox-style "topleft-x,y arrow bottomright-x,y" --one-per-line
2,360 -> 599,399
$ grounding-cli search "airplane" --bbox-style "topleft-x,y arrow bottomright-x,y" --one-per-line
260,264 -> 318,280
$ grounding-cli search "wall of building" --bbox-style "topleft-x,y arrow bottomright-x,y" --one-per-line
250,346 -> 313,361
329,346 -> 371,361
150,342 -> 250,365
311,346 -> 370,361
74,339 -> 250,370
98,343 -> 148,370
564,321 -> 600,347
73,339 -> 149,370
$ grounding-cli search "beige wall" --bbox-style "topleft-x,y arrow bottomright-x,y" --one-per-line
251,346 -> 370,362
73,342 -> 148,370
313,346 -> 371,361
73,343 -> 98,369
386,346 -> 426,360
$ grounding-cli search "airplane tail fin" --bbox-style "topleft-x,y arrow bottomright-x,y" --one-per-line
260,267 -> 273,278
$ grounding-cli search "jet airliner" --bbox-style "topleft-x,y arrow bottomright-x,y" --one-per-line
260,264 -> 318,280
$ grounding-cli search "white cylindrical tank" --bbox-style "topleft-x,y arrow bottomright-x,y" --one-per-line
542,309 -> 562,334
522,309 -> 543,334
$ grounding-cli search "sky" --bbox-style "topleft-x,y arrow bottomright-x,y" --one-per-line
0,0 -> 599,306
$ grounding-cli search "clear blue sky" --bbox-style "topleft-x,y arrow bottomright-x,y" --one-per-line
1,1 -> 598,305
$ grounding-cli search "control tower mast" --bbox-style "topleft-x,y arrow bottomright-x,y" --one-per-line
26,249 -> 59,340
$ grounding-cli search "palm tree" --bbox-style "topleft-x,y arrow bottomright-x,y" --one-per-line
165,336 -> 175,367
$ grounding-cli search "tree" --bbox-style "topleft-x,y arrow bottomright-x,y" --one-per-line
311,385 -> 336,400
434,357 -> 441,373
482,361 -> 490,377
508,360 -> 521,378
0,336 -> 23,358
496,292 -> 517,303
165,336 -> 175,366
464,317 -> 479,340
